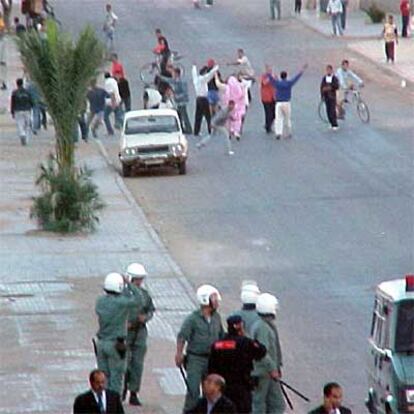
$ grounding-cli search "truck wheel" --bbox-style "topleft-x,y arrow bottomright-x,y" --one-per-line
178,161 -> 186,175
122,163 -> 132,177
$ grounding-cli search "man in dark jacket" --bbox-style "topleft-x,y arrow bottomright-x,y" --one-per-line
308,382 -> 352,414
187,374 -> 236,414
115,74 -> 131,112
208,315 -> 267,413
73,369 -> 124,414
10,78 -> 34,146
320,65 -> 340,130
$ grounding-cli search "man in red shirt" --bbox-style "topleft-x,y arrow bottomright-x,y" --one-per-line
260,65 -> 276,134
111,53 -> 125,79
400,0 -> 410,38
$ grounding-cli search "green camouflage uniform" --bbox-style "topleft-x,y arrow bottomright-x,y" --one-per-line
178,309 -> 224,412
125,284 -> 155,394
251,316 -> 285,414
95,291 -> 134,395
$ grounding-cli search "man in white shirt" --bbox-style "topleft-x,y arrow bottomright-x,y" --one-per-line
143,85 -> 162,109
228,49 -> 254,78
326,0 -> 343,36
73,369 -> 124,413
104,72 -> 123,136
103,3 -> 118,53
335,59 -> 363,102
192,63 -> 219,137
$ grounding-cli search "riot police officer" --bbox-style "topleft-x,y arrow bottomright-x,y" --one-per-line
251,293 -> 285,414
95,272 -> 134,396
208,314 -> 267,413
232,281 -> 261,337
123,262 -> 155,406
176,284 -> 224,413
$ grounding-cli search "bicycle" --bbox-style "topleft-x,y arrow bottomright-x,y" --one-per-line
318,88 -> 370,124
139,51 -> 185,84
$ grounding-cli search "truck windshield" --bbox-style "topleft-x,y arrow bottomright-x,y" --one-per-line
125,115 -> 179,135
395,300 -> 414,353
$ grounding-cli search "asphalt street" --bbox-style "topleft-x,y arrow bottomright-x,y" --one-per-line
56,0 -> 414,411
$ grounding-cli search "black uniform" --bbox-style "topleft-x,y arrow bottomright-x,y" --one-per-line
208,334 -> 266,413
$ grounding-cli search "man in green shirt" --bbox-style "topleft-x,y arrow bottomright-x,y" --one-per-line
251,293 -> 285,414
123,262 -> 155,406
95,272 -> 135,396
176,284 -> 224,412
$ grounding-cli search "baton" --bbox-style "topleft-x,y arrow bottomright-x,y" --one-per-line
279,379 -> 310,402
92,337 -> 97,357
280,382 -> 294,410
179,365 -> 191,393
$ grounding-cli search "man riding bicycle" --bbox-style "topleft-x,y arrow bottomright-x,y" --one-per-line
335,60 -> 364,118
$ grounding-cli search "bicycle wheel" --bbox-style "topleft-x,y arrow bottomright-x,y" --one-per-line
357,100 -> 370,123
318,100 -> 329,123
139,62 -> 160,84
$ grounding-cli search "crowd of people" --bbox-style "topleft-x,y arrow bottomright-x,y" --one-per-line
72,267 -> 353,414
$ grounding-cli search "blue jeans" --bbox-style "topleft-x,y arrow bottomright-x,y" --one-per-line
104,105 -> 124,135
331,13 -> 343,35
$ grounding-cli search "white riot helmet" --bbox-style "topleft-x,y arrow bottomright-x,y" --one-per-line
256,293 -> 279,316
126,262 -> 147,282
196,284 -> 222,306
104,272 -> 124,294
240,281 -> 260,304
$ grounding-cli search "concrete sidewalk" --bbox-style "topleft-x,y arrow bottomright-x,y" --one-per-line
297,10 -> 414,84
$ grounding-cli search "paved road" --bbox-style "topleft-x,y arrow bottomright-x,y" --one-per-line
56,0 -> 414,411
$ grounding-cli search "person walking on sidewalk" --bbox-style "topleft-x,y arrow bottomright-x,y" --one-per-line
270,0 -> 281,20
267,64 -> 307,139
95,273 -> 135,396
326,0 -> 343,36
340,0 -> 348,30
103,3 -> 118,54
104,72 -> 123,136
192,63 -> 219,137
295,0 -> 302,14
382,15 -> 399,63
321,65 -> 340,130
260,64 -> 276,133
400,0 -> 410,38
11,78 -> 34,146
196,100 -> 236,155
123,263 -> 155,407
73,369 -> 125,414
175,285 -> 224,413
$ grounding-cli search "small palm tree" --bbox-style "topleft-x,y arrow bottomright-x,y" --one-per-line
17,21 -> 104,170
16,21 -> 106,232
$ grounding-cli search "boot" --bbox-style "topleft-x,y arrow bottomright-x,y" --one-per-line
129,391 -> 142,406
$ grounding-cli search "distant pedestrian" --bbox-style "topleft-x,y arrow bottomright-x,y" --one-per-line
208,315 -> 267,413
192,63 -> 219,137
267,64 -> 307,139
104,72 -> 123,136
10,78 -> 33,146
103,3 -> 118,54
251,293 -> 285,414
295,0 -> 302,14
270,0 -> 281,20
25,78 -> 43,135
187,374 -> 236,414
320,65 -> 340,130
116,75 -> 131,112
382,15 -> 398,63
95,273 -> 134,395
111,53 -> 125,79
73,369 -> 125,414
123,263 -> 155,407
340,0 -> 348,30
326,0 -> 343,36
160,67 -> 192,133
196,100 -> 236,155
175,285 -> 224,412
400,0 -> 410,38
308,382 -> 352,414
206,59 -> 220,117
87,78 -> 109,138
260,65 -> 276,133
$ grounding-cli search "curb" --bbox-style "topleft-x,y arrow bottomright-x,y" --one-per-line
92,138 -> 197,303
